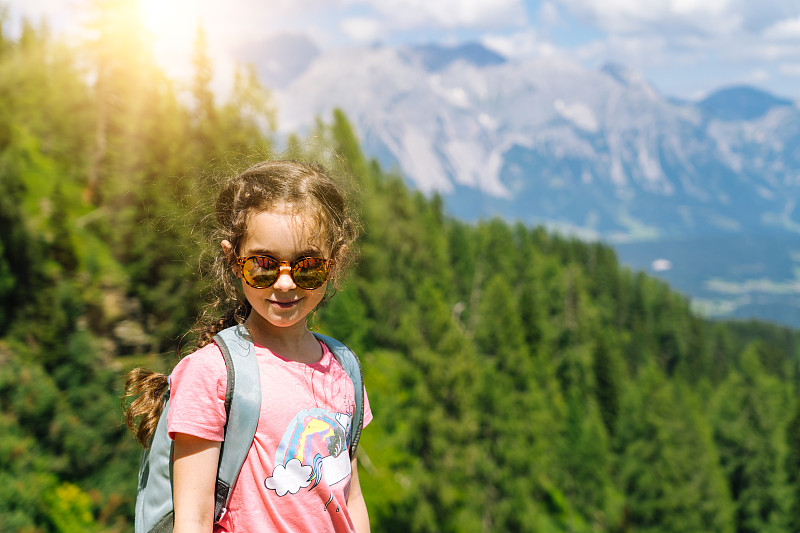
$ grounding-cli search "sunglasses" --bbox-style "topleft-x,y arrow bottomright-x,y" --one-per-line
236,255 -> 332,290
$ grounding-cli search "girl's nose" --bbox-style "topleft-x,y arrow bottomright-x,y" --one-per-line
272,266 -> 296,291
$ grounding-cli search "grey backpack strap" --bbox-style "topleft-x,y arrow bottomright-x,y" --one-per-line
212,324 -> 261,522
313,333 -> 365,458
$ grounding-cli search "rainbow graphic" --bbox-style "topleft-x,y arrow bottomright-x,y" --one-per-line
269,408 -> 352,494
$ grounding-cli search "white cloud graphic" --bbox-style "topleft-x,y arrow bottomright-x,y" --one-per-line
264,458 -> 313,496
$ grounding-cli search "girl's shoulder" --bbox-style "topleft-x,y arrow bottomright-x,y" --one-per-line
167,342 -> 228,440
172,342 -> 227,379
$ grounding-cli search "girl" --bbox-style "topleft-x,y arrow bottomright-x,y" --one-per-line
124,160 -> 371,532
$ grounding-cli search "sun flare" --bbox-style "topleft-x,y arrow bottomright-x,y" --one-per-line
137,0 -> 209,78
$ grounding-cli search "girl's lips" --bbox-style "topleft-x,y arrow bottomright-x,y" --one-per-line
269,299 -> 301,309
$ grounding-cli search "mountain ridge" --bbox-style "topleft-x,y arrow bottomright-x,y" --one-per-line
248,39 -> 800,325
267,41 -> 800,241
699,85 -> 794,121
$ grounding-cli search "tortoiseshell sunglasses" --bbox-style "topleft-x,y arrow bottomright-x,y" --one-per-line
236,255 -> 332,290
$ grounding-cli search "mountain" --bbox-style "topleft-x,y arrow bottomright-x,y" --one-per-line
698,86 -> 794,121
266,42 -> 800,240
247,40 -> 800,325
400,42 -> 507,71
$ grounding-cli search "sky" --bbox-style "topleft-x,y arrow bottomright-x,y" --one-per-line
5,0 -> 800,102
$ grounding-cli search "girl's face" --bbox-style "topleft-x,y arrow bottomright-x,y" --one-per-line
227,207 -> 329,335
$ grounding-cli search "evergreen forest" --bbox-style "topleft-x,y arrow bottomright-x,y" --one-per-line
1,3 -> 799,531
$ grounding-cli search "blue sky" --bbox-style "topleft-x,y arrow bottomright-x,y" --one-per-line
6,0 -> 800,101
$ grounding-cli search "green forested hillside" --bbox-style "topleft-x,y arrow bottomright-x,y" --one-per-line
1,4 -> 798,532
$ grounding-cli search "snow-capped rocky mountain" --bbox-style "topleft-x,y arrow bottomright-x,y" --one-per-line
263,39 -> 800,244
243,38 -> 800,325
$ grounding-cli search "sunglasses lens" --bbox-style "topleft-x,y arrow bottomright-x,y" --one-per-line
292,257 -> 329,289
242,256 -> 279,288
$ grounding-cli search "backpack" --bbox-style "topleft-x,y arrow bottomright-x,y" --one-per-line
134,324 -> 365,533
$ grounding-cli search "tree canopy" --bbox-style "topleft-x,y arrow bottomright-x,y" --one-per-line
0,6 -> 798,532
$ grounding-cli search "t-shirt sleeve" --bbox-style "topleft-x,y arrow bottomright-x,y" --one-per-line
167,343 -> 228,441
362,386 -> 373,428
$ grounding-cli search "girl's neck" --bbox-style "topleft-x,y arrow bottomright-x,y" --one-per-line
244,315 -> 322,364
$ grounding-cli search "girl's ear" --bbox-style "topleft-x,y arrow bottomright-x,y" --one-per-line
221,240 -> 239,276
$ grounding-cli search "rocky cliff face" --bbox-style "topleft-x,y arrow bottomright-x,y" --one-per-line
263,39 -> 800,242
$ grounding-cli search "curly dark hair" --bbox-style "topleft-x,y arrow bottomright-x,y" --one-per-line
195,159 -> 360,346
123,159 -> 360,447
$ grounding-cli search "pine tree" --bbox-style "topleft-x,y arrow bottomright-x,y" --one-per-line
712,344 -> 791,533
594,332 -> 621,436
192,24 -> 215,131
615,365 -> 735,533
559,386 -> 615,529
785,399 -> 800,533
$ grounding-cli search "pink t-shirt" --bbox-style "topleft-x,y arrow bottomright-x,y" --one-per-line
167,339 -> 372,532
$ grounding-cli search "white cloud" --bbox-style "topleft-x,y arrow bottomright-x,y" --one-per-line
558,0 -> 800,40
372,0 -> 527,30
670,0 -> 730,17
264,458 -> 312,496
539,2 -> 561,26
745,68 -> 770,84
340,17 -> 384,42
218,0 -> 528,34
780,63 -> 800,77
556,0 -> 742,36
5,0 -> 800,102
764,17 -> 800,40
745,40 -> 800,63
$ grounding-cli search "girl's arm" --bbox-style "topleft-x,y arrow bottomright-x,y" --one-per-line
347,456 -> 371,533
172,433 -> 222,533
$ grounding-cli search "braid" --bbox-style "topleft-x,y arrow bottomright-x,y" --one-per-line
121,368 -> 169,448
